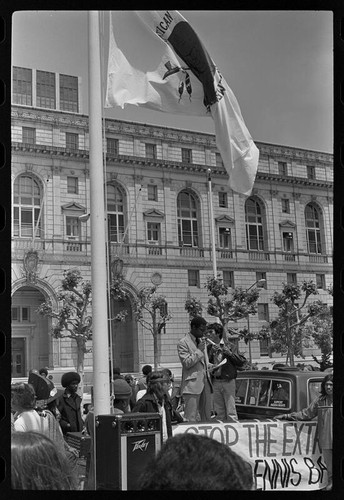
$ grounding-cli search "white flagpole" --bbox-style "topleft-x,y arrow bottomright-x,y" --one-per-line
88,11 -> 111,415
207,169 -> 217,278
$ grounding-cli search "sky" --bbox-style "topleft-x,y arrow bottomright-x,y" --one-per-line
11,10 -> 333,153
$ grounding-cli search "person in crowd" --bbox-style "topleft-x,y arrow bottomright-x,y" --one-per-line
84,377 -> 132,490
177,316 -> 213,422
124,373 -> 138,410
28,369 -> 78,467
132,371 -> 178,441
206,322 -> 246,421
38,367 -> 48,378
135,366 -> 154,402
112,378 -> 132,415
11,431 -> 78,490
57,371 -> 84,435
11,373 -> 78,467
11,382 -> 42,432
137,364 -> 152,391
161,368 -> 181,411
138,433 -> 255,490
275,373 -> 333,490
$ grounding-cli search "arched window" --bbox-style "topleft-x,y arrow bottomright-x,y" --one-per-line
245,198 -> 265,251
107,184 -> 126,243
13,175 -> 42,238
177,190 -> 200,247
305,203 -> 322,254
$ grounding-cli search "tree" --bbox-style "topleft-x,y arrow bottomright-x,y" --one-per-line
302,291 -> 333,370
260,280 -> 325,366
133,286 -> 172,370
36,269 -> 92,395
184,296 -> 203,318
185,276 -> 260,341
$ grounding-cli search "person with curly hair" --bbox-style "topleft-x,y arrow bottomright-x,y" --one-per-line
275,373 -> 333,490
57,371 -> 84,435
11,431 -> 78,490
138,433 -> 254,490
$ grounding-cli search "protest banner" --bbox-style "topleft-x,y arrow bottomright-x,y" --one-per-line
173,420 -> 328,491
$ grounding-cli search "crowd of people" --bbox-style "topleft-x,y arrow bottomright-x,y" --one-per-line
10,315 -> 333,491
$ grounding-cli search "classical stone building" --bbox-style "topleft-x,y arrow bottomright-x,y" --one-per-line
11,68 -> 333,384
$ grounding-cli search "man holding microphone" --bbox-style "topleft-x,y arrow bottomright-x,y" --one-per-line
177,316 -> 213,422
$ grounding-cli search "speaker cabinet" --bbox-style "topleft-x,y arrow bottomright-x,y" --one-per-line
95,412 -> 162,490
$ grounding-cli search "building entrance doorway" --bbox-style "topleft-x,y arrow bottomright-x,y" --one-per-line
12,285 -> 51,378
110,296 -> 138,373
11,337 -> 26,377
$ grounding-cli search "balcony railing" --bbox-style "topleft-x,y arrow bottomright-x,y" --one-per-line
179,246 -> 204,258
283,252 -> 296,262
217,249 -> 233,259
309,254 -> 328,263
12,237 -> 332,269
248,251 -> 270,261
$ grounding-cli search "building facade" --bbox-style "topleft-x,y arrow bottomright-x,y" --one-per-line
11,68 -> 333,384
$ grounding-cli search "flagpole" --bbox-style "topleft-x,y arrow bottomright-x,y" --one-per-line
207,169 -> 217,278
88,11 -> 111,415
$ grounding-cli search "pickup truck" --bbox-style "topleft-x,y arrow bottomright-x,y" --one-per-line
235,368 -> 325,420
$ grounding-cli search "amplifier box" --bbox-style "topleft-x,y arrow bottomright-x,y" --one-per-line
66,431 -> 91,458
95,412 -> 162,490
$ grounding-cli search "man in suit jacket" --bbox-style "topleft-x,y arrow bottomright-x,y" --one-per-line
177,316 -> 213,422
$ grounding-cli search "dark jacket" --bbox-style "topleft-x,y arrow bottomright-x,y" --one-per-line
132,393 -> 175,438
57,391 -> 84,434
208,343 -> 246,381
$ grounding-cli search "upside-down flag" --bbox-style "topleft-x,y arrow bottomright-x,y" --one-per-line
105,11 -> 259,196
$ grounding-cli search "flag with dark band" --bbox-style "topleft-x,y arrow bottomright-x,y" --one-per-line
106,11 -> 259,196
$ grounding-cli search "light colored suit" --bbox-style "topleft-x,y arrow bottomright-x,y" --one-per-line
177,332 -> 213,421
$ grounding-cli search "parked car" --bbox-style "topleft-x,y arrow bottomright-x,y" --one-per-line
235,368 -> 325,420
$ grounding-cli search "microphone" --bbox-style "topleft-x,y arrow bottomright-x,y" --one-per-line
204,337 -> 217,346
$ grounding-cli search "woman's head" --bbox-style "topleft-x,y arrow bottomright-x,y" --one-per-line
11,383 -> 36,412
11,431 -> 78,490
320,373 -> 333,397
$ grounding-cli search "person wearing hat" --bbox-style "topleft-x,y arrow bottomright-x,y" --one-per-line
57,371 -> 84,435
132,371 -> 180,442
112,378 -> 132,415
26,369 -> 78,468
83,378 -> 132,489
11,370 -> 60,433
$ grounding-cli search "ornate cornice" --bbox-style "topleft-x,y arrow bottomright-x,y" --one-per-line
279,219 -> 296,228
12,141 -> 333,188
12,106 -> 333,163
143,209 -> 165,218
215,215 -> 235,224
61,202 -> 86,211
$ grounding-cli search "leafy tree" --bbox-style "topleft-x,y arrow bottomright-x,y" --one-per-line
36,269 -> 92,395
185,276 -> 260,341
304,301 -> 333,371
260,280 -> 324,366
184,296 -> 203,318
133,286 -> 171,370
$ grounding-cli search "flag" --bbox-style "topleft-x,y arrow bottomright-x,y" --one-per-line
105,11 -> 259,196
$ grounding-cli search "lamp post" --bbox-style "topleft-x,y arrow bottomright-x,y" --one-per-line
246,278 -> 266,365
